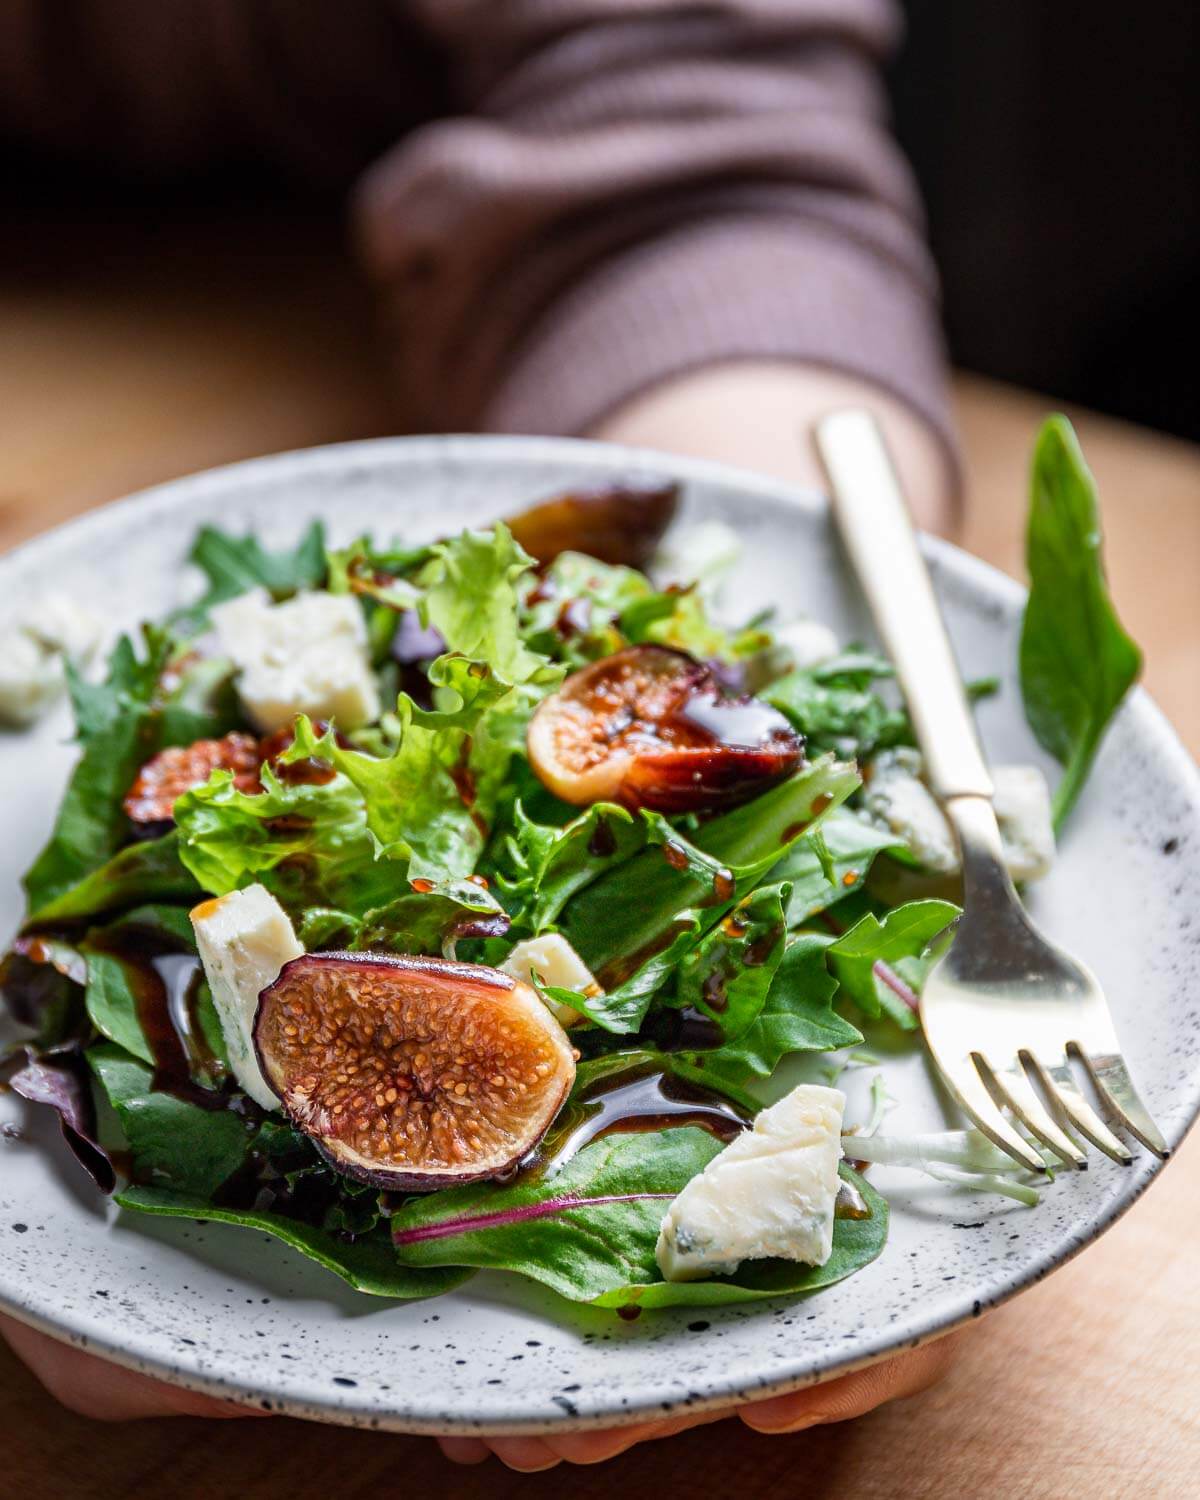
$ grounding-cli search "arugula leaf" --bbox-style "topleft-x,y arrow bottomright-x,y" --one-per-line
826,899 -> 959,1029
25,832 -> 201,927
1020,415 -> 1142,829
673,883 -> 789,1042
173,521 -> 328,633
499,800 -> 642,934
681,933 -> 861,1087
22,631 -> 171,915
88,1043 -> 247,1196
391,1128 -> 885,1309
763,663 -> 906,757
556,913 -> 704,1034
769,808 -> 899,928
116,1185 -> 470,1300
561,755 -> 859,985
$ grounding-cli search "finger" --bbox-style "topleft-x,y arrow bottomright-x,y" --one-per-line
483,1436 -> 563,1471
740,1333 -> 962,1435
436,1436 -> 492,1465
545,1407 -> 731,1464
0,1315 -> 267,1422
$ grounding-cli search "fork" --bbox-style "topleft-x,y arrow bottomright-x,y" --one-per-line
814,408 -> 1168,1173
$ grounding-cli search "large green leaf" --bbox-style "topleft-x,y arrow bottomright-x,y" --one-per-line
769,808 -> 900,928
1020,416 -> 1142,828
116,1184 -> 471,1301
391,1128 -> 885,1310
673,882 -> 789,1042
88,1044 -> 247,1196
25,832 -> 201,927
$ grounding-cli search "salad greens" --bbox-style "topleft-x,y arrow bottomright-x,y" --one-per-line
1020,415 -> 1142,828
0,416 -> 1141,1316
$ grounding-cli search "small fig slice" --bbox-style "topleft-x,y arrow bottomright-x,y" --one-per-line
254,953 -> 576,1189
507,480 -> 680,569
527,645 -> 803,813
123,732 -> 261,834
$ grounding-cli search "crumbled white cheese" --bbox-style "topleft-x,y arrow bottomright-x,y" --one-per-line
210,587 -> 379,733
191,884 -> 304,1109
772,618 -> 841,672
863,748 -> 960,874
0,594 -> 103,727
656,1083 -> 845,1281
500,934 -> 597,1026
862,749 -> 1056,884
992,764 -> 1056,882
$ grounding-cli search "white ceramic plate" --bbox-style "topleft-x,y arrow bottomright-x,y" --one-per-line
1,436 -> 1198,1434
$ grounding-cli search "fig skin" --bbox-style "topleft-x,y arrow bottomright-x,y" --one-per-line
507,481 -> 680,569
254,952 -> 576,1190
123,732 -> 262,833
527,645 -> 803,813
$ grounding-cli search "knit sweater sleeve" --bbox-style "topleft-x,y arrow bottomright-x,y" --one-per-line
357,0 -> 955,463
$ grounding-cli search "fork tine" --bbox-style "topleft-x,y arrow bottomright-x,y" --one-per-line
981,1058 -> 1087,1169
1072,1046 -> 1170,1158
1024,1053 -> 1133,1166
930,1050 -> 1047,1173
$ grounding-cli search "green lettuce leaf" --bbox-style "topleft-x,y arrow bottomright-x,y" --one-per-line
172,521 -> 328,634
680,932 -> 862,1087
88,1043 -> 246,1196
499,800 -> 643,934
1020,415 -> 1142,829
561,755 -> 859,987
770,808 -> 900,928
390,1127 -> 885,1309
116,1185 -> 470,1300
827,898 -> 959,1029
673,882 -> 789,1042
353,878 -> 511,955
22,632 -> 171,915
25,832 -> 201,927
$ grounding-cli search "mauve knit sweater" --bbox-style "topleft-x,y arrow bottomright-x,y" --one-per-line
1,0 -> 952,456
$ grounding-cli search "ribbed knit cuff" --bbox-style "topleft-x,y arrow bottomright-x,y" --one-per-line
482,215 -> 960,494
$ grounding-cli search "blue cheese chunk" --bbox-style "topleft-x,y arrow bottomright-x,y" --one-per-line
210,587 -> 380,733
864,749 -> 1056,883
656,1083 -> 845,1282
0,594 -> 103,727
191,884 -> 304,1110
500,934 -> 597,1027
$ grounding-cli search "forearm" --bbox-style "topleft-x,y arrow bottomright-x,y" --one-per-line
591,361 -> 957,537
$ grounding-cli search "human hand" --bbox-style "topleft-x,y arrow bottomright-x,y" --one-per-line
2,1307 -> 957,1467
435,1333 -> 962,1470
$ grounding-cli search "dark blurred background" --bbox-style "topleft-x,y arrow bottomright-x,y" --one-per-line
894,0 -> 1200,441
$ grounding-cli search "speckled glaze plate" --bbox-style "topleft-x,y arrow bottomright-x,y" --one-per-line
1,436 -> 1198,1434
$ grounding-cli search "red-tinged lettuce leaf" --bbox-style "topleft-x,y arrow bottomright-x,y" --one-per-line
7,1045 -> 115,1193
116,1184 -> 471,1301
390,1127 -> 886,1310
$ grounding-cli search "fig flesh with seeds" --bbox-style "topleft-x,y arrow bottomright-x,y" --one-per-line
527,645 -> 803,813
254,953 -> 576,1189
123,732 -> 261,835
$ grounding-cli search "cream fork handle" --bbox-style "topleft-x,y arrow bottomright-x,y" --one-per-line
814,409 -> 994,803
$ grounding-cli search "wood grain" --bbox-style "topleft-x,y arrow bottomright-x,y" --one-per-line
3,207 -> 1199,1498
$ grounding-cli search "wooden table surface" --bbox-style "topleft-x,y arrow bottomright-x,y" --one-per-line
3,208 -> 1199,1499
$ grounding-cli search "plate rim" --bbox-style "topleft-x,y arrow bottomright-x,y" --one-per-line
1,431 -> 1197,1433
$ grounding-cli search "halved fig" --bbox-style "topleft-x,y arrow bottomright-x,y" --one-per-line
254,953 -> 576,1189
507,480 -> 680,569
527,645 -> 803,813
123,732 -> 261,834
